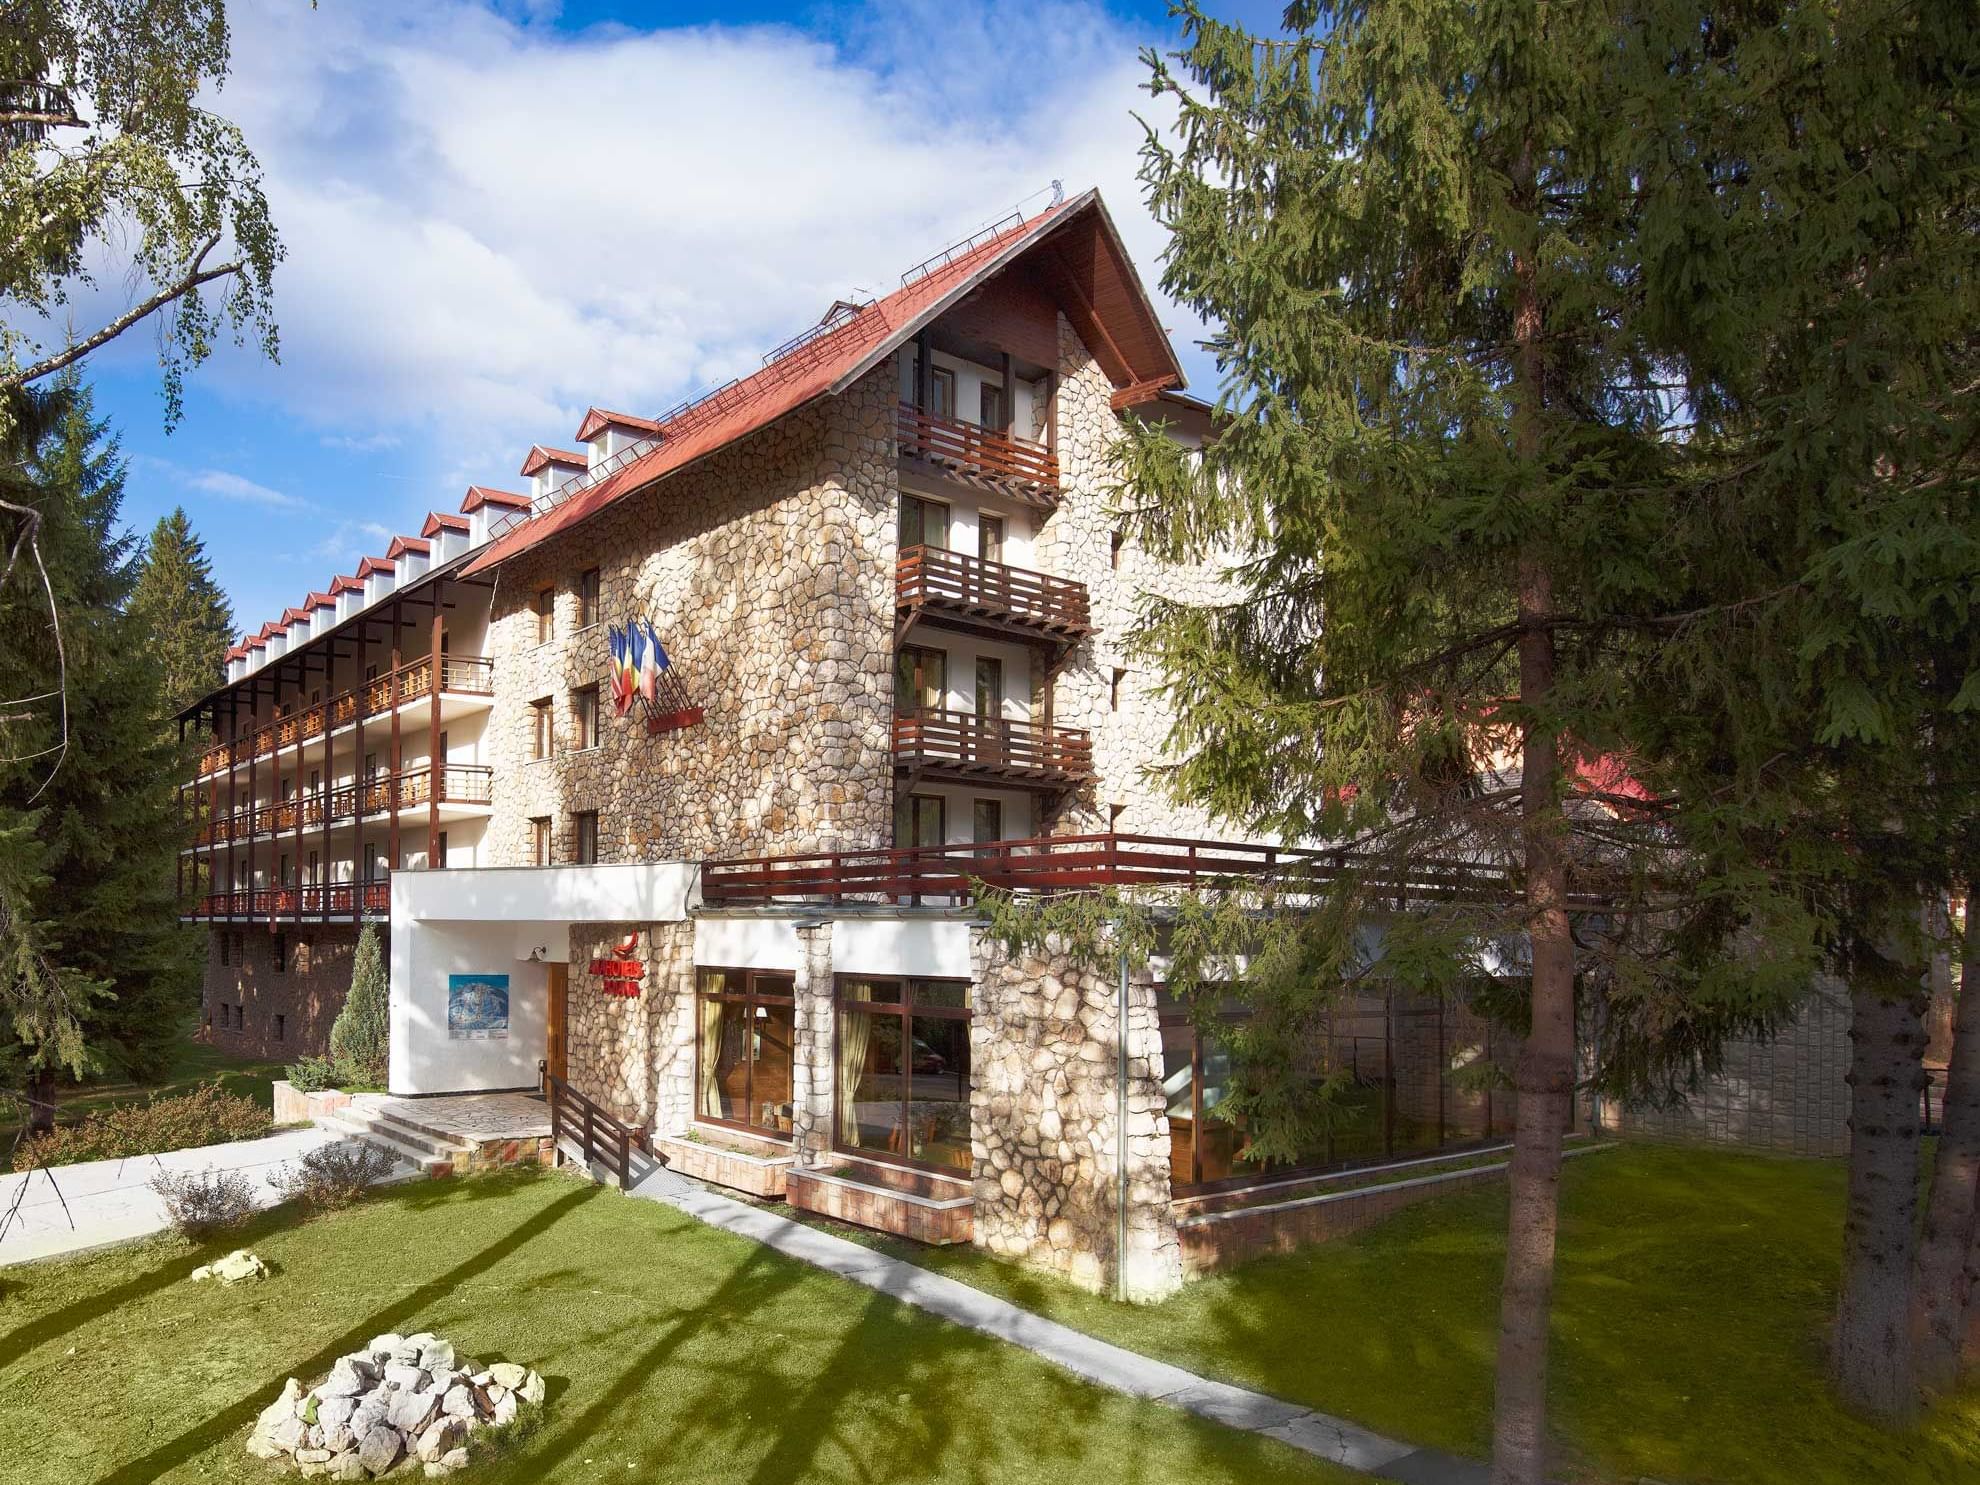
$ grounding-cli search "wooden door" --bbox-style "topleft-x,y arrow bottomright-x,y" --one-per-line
546,964 -> 568,1083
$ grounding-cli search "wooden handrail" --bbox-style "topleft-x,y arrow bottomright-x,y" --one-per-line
197,654 -> 494,776
544,1070 -> 641,1189
896,544 -> 1090,638
182,881 -> 390,919
893,707 -> 1094,782
187,764 -> 493,845
897,402 -> 1058,497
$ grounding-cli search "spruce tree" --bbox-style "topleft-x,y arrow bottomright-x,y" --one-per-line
0,374 -> 197,1108
130,507 -> 234,716
329,925 -> 388,1088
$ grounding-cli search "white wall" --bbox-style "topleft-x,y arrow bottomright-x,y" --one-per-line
694,916 -> 803,971
390,918 -> 549,1094
834,917 -> 972,979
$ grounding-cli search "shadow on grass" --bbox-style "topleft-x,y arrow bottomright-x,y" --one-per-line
89,1180 -> 601,1485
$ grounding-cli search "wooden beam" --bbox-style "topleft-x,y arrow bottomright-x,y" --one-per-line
1109,374 -> 1179,412
1042,248 -> 1132,387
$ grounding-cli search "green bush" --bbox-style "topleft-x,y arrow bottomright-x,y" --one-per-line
327,925 -> 388,1087
12,1080 -> 270,1171
274,1140 -> 398,1210
284,1055 -> 336,1093
148,1166 -> 259,1241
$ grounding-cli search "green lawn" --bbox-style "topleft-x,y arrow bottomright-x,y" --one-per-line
0,1171 -> 1352,1485
827,1143 -> 1980,1485
2,1032 -> 287,1148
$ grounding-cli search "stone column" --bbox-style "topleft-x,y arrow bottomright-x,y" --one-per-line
566,921 -> 652,1129
969,926 -> 1182,1301
644,921 -> 697,1137
790,920 -> 836,1166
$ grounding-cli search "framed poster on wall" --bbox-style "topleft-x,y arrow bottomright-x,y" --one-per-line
447,974 -> 510,1040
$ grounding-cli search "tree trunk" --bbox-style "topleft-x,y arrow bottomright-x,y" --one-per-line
1915,894 -> 1979,1395
1835,975 -> 1929,1421
26,1065 -> 55,1135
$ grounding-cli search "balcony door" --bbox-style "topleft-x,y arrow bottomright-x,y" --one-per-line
895,645 -> 947,718
899,494 -> 949,554
972,657 -> 1005,763
895,793 -> 945,849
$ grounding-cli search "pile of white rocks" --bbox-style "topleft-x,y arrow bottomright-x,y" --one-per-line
247,1332 -> 543,1478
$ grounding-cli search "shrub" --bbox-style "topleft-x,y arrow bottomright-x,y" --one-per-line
274,1140 -> 398,1210
149,1166 -> 259,1240
12,1080 -> 271,1171
284,1055 -> 336,1093
328,925 -> 388,1087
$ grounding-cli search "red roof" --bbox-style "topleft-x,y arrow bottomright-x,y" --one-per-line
576,408 -> 663,442
386,535 -> 431,559
257,621 -> 284,640
306,591 -> 336,611
460,485 -> 532,513
246,634 -> 267,651
329,574 -> 364,596
281,607 -> 311,625
225,643 -> 248,662
356,555 -> 395,578
520,445 -> 587,477
467,190 -> 1180,578
421,511 -> 470,537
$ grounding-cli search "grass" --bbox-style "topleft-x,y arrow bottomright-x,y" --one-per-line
0,1170 -> 1355,1485
2,1032 -> 287,1149
794,1142 -> 1980,1485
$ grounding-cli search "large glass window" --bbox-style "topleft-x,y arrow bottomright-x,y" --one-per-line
836,976 -> 971,1172
899,494 -> 950,552
695,969 -> 796,1138
895,644 -> 947,715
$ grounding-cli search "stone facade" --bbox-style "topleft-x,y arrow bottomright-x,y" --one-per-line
789,921 -> 837,1164
1596,985 -> 1852,1157
1034,313 -> 1237,840
968,928 -> 1183,1301
563,919 -> 694,1131
484,365 -> 900,868
202,923 -> 368,1060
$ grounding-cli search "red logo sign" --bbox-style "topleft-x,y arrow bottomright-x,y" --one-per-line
588,956 -> 645,998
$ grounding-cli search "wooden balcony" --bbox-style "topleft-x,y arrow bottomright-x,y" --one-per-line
703,833 -> 1310,906
183,881 -> 391,921
892,707 -> 1093,791
195,654 -> 494,777
897,403 -> 1059,505
185,764 -> 493,846
896,544 -> 1090,650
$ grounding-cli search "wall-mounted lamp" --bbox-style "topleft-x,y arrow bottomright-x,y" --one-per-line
526,945 -> 548,963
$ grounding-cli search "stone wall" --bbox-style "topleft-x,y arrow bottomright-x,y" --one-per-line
1034,313 -> 1237,840
969,928 -> 1182,1300
202,923 -> 367,1060
484,366 -> 899,868
1596,985 -> 1852,1157
790,922 -> 837,1164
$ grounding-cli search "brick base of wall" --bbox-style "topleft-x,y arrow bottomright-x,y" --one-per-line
655,1125 -> 795,1198
201,924 -> 374,1061
788,1160 -> 974,1244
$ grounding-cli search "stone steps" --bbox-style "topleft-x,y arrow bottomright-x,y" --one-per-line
317,1110 -> 468,1178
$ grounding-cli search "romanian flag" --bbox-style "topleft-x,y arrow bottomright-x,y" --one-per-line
637,618 -> 660,703
607,624 -> 634,714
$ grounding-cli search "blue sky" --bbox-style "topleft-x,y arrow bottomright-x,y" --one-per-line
78,1 -> 1291,633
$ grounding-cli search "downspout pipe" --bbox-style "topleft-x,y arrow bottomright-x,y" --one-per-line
1116,932 -> 1129,1304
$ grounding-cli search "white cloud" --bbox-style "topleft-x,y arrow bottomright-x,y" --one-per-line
188,468 -> 309,510
189,0 -> 1197,481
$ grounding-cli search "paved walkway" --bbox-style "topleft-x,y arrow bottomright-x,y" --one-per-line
0,1127 -> 387,1266
627,1163 -> 1485,1485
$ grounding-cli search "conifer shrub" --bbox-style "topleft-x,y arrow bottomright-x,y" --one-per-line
327,925 -> 388,1088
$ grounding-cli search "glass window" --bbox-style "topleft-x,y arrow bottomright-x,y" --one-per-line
577,568 -> 600,628
979,382 -> 1005,430
530,817 -> 551,866
898,495 -> 950,552
974,656 -> 1002,719
977,514 -> 1005,564
532,698 -> 555,760
894,644 -> 947,715
695,969 -> 796,1137
534,586 -> 555,644
573,686 -> 599,749
893,792 -> 944,848
573,811 -> 598,865
835,974 -> 971,1172
972,797 -> 1003,844
928,365 -> 956,420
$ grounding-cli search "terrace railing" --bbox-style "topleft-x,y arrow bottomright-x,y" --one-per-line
186,764 -> 493,845
896,544 -> 1090,642
183,881 -> 391,919
197,654 -> 494,776
893,707 -> 1093,785
897,403 -> 1058,501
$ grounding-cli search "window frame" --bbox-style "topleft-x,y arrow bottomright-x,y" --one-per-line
572,684 -> 600,751
927,365 -> 957,421
531,697 -> 556,761
693,967 -> 799,1142
572,810 -> 599,866
832,974 -> 972,1175
576,567 -> 601,629
533,585 -> 556,645
529,816 -> 552,867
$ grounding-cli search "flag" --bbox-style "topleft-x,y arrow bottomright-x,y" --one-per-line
637,617 -> 659,703
607,624 -> 633,714
644,619 -> 670,674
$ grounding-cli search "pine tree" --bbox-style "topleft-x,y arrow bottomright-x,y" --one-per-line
130,507 -> 233,717
329,925 -> 388,1088
1109,2 -> 1979,1474
0,374 -> 198,1110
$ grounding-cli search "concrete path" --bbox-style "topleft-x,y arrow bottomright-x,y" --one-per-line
0,1126 -> 383,1266
628,1163 -> 1485,1485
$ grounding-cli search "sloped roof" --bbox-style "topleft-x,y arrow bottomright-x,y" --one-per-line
576,408 -> 663,442
460,484 -> 532,512
386,535 -> 431,559
465,190 -> 1179,577
520,445 -> 587,477
422,511 -> 471,537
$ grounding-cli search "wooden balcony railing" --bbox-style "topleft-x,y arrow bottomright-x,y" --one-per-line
896,544 -> 1090,642
703,833 -> 1308,906
186,764 -> 494,845
897,403 -> 1058,501
183,881 -> 392,919
196,654 -> 494,776
893,707 -> 1093,787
